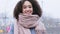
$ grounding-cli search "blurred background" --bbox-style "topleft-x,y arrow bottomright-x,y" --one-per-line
0,0 -> 60,34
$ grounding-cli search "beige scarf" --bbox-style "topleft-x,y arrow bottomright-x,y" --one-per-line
17,14 -> 46,34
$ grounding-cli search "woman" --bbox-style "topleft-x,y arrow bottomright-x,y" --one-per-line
14,0 -> 46,34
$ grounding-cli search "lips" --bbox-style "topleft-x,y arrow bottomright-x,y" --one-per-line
23,11 -> 32,16
25,11 -> 32,13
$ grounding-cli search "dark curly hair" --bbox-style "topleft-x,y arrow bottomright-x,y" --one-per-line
13,0 -> 42,20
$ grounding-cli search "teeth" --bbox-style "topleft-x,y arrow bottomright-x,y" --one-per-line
26,11 -> 30,13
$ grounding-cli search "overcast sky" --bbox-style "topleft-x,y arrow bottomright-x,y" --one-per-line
0,0 -> 60,18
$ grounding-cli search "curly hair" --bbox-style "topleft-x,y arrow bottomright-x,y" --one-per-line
13,0 -> 42,20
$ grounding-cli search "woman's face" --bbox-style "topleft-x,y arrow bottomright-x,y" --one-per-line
22,1 -> 33,15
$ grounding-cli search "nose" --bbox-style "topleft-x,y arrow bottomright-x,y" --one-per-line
26,7 -> 30,11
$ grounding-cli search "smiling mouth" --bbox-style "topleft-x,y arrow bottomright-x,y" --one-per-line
23,11 -> 32,15
25,11 -> 32,13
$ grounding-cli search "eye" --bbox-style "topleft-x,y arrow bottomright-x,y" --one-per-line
23,6 -> 27,9
29,6 -> 32,8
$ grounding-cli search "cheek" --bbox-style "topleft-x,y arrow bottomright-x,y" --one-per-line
22,9 -> 26,13
30,8 -> 33,13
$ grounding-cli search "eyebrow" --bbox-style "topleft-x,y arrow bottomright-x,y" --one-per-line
23,5 -> 32,7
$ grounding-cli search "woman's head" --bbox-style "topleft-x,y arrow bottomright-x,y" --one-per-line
22,1 -> 33,16
14,0 -> 42,19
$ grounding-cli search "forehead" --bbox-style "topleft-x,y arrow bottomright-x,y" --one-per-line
23,1 -> 32,6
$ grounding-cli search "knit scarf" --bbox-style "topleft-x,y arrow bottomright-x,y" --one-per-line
17,14 -> 46,34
